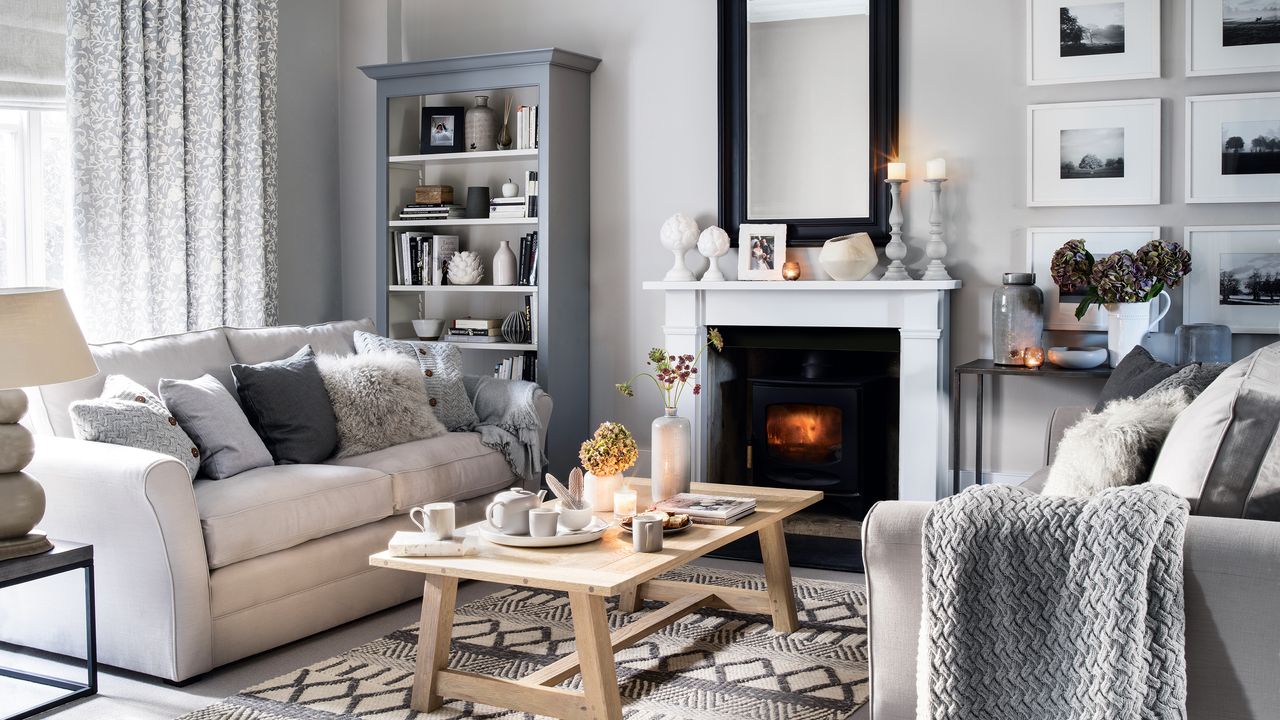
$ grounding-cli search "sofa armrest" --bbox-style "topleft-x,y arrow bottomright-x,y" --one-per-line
0,436 -> 213,681
1045,405 -> 1088,465
463,376 -> 554,450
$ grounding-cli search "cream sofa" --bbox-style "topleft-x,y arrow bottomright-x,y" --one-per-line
0,319 -> 551,682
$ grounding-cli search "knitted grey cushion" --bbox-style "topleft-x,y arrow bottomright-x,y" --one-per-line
69,392 -> 201,479
316,352 -> 447,458
353,331 -> 477,431
1144,362 -> 1230,401
160,374 -> 273,479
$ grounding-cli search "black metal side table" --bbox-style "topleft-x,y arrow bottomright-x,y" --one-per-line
951,359 -> 1111,496
0,541 -> 95,720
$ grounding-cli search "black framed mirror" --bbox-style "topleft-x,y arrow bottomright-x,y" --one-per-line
718,0 -> 898,245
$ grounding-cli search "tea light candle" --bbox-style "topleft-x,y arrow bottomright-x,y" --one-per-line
782,261 -> 801,281
887,162 -> 907,181
926,158 -> 947,180
1025,346 -> 1045,368
614,486 -> 637,519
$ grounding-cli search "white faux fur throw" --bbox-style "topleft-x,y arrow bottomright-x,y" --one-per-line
317,353 -> 447,458
1043,387 -> 1191,497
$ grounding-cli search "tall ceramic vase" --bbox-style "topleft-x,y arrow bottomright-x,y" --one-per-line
464,96 -> 497,152
650,408 -> 691,502
1105,290 -> 1171,367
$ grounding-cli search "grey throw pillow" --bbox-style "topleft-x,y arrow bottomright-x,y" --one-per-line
353,331 -> 478,431
1094,346 -> 1181,412
231,345 -> 338,464
316,352 -> 447,458
1043,387 -> 1192,497
160,374 -> 273,479
1144,362 -> 1230,401
69,387 -> 201,479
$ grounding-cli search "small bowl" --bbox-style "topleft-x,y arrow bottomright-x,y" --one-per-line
556,501 -> 594,531
412,318 -> 445,340
1048,346 -> 1108,369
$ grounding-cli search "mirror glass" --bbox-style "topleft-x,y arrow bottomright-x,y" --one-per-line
746,0 -> 870,220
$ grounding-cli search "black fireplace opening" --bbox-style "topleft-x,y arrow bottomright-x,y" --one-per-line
704,327 -> 899,573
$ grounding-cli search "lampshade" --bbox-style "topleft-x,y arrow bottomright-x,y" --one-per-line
0,287 -> 97,389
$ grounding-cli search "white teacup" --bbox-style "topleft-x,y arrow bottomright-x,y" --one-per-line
410,502 -> 455,541
556,501 -> 594,532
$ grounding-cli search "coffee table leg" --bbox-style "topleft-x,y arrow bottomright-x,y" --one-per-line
411,574 -> 459,712
568,591 -> 623,720
617,586 -> 640,614
759,523 -> 799,633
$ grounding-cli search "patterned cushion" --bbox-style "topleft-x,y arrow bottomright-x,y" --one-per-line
69,387 -> 201,479
353,331 -> 477,431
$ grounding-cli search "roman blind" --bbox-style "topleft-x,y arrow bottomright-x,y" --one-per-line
0,0 -> 66,108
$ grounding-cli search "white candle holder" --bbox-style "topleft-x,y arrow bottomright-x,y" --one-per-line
880,178 -> 911,281
922,178 -> 952,281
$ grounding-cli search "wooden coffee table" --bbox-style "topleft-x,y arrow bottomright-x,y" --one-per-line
369,479 -> 821,720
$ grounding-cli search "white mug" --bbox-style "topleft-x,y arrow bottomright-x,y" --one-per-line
410,502 -> 455,541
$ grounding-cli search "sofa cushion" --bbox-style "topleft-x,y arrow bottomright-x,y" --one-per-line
1150,343 -> 1280,520
353,332 -> 478,431
328,432 -> 514,511
224,319 -> 376,366
69,396 -> 202,479
1094,346 -> 1180,412
316,352 -> 447,458
232,346 -> 338,464
161,374 -> 273,479
194,463 -> 393,568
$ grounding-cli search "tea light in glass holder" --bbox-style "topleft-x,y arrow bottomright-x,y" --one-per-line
782,261 -> 801,281
614,484 -> 637,519
1024,346 -> 1045,368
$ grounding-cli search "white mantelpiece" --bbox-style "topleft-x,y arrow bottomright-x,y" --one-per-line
643,279 -> 961,501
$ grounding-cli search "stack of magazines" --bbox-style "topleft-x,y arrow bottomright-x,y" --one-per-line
653,493 -> 757,525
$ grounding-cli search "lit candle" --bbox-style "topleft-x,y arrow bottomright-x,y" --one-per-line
782,261 -> 801,281
926,158 -> 947,180
1025,346 -> 1045,369
614,485 -> 637,519
887,162 -> 907,181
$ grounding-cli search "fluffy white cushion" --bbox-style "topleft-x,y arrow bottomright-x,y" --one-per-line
1043,387 -> 1191,497
316,352 -> 447,458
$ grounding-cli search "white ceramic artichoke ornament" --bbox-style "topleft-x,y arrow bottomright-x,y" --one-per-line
697,226 -> 730,282
659,213 -> 699,282
818,233 -> 879,281
447,250 -> 484,285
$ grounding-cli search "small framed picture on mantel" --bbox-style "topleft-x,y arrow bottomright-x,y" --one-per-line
1028,0 -> 1160,85
737,224 -> 787,281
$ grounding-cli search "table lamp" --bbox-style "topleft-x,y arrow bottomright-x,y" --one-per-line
0,288 -> 97,559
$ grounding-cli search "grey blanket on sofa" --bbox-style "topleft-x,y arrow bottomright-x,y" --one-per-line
918,483 -> 1189,720
465,376 -> 545,486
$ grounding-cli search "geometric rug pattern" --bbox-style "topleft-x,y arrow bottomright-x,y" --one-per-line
179,566 -> 868,719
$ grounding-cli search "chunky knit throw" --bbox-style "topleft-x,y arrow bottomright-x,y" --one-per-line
918,483 -> 1189,720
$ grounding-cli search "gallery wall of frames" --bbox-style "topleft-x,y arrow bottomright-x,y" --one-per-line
1025,0 -> 1280,335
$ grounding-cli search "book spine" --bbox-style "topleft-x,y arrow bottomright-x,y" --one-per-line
448,328 -> 501,336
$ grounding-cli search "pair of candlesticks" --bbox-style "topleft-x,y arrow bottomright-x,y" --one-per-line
882,160 -> 951,282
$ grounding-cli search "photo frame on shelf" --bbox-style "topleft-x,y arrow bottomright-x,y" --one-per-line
1028,0 -> 1160,85
1027,226 -> 1162,331
419,107 -> 465,154
1187,0 -> 1280,76
1185,225 -> 1280,334
1027,98 -> 1161,207
1186,92 -> 1280,204
737,224 -> 787,280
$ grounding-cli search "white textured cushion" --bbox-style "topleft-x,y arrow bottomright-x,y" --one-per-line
194,463 -> 393,568
353,331 -> 478,431
316,352 -> 447,458
224,319 -> 375,366
328,432 -> 512,512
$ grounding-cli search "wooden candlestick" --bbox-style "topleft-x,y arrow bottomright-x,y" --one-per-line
881,178 -> 911,281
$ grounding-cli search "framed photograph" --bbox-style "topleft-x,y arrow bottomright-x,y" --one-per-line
1186,92 -> 1280,203
1187,0 -> 1280,76
1027,226 -> 1162,330
1185,225 -> 1280,333
737,224 -> 787,280
1028,0 -> 1160,85
1027,98 -> 1161,207
419,107 -> 465,155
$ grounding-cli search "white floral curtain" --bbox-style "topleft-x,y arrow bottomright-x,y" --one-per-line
66,0 -> 279,342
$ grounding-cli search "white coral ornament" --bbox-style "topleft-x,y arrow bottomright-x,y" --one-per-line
447,251 -> 484,285
697,226 -> 730,282
659,213 -> 699,282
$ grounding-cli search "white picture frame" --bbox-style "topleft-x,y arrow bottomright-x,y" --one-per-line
1027,98 -> 1161,207
1187,0 -> 1280,77
1028,0 -> 1160,85
737,224 -> 787,281
1185,225 -> 1280,334
1027,226 -> 1163,330
1186,92 -> 1280,204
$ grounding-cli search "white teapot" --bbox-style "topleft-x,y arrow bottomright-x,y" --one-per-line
485,487 -> 547,536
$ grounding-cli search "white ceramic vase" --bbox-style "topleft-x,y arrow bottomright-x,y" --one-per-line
1105,290 -> 1171,367
493,240 -> 516,286
582,471 -> 621,511
650,408 -> 691,502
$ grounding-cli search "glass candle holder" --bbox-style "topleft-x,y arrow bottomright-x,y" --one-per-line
1024,346 -> 1045,368
613,486 -> 637,520
782,261 -> 801,281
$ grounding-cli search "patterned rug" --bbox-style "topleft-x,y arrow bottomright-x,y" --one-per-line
180,566 -> 868,719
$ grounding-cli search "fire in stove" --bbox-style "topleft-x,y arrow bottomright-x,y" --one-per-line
765,403 -> 843,465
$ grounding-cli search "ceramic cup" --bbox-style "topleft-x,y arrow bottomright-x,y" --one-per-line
556,501 -> 593,532
410,502 -> 455,541
528,508 -> 560,538
632,512 -> 664,553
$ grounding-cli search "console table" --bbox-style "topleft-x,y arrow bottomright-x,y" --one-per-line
951,359 -> 1111,495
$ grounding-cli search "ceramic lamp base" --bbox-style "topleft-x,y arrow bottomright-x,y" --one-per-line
0,531 -> 52,561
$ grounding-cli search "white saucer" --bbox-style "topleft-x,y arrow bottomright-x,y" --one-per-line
478,516 -> 611,548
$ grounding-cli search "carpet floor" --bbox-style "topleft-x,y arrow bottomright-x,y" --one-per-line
178,565 -> 869,719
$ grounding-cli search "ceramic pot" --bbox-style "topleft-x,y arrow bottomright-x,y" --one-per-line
556,501 -> 594,532
650,408 -> 691,502
493,240 -> 517,286
582,472 -> 621,511
1105,291 -> 1171,367
992,273 -> 1044,366
464,95 -> 497,152
818,233 -> 878,280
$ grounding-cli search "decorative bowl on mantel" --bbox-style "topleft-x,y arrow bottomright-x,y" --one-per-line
1048,346 -> 1108,369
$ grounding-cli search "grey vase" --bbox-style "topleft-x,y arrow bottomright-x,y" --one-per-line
502,310 -> 530,344
992,272 -> 1044,366
464,95 -> 497,152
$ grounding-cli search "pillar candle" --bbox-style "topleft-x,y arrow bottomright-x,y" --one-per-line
614,487 -> 637,519
926,158 -> 947,180
887,162 -> 907,181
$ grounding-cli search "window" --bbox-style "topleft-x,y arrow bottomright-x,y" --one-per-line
0,108 -> 69,288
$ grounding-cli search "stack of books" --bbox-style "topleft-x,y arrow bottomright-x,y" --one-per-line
515,105 -> 539,149
489,196 -> 527,219
399,204 -> 465,221
523,170 -> 539,218
392,233 -> 458,286
653,493 -> 757,525
445,318 -> 503,343
517,232 -> 539,286
493,352 -> 536,381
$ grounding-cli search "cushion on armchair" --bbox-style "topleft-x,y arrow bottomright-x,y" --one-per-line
1093,346 -> 1180,412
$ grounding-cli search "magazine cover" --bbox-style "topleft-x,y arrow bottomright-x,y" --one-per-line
655,493 -> 756,518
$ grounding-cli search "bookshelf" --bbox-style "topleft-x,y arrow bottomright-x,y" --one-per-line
362,49 -> 599,474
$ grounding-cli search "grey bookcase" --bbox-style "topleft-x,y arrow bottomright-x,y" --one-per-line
361,49 -> 598,475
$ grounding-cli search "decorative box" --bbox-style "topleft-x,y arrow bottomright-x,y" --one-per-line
415,185 -> 454,205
